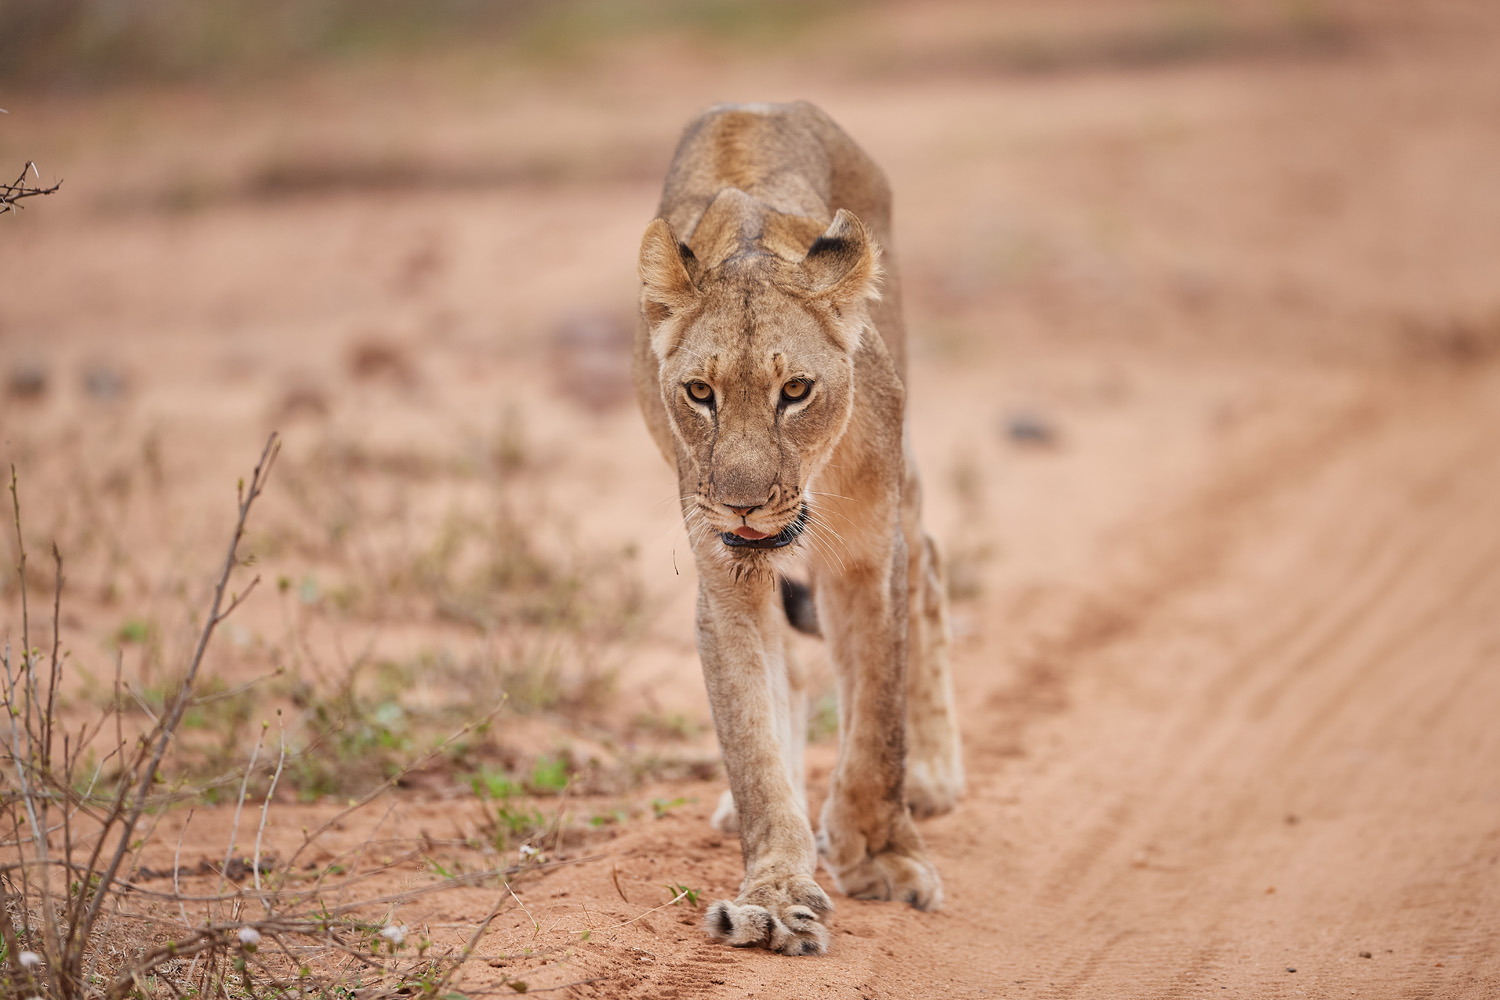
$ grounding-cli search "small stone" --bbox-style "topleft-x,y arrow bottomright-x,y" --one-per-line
346,334 -> 417,386
1359,951 -> 1372,959
275,381 -> 330,419
82,363 -> 126,401
1002,410 -> 1058,447
1286,966 -> 1297,973
7,361 -> 47,399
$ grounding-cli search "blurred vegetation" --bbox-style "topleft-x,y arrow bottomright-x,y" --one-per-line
0,0 -> 849,89
0,0 -> 1355,97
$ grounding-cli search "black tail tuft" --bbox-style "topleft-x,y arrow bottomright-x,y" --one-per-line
779,577 -> 821,637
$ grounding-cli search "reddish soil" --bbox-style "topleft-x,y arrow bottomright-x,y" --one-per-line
3,2 -> 1499,997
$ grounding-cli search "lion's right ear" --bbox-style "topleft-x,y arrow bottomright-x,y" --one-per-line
638,219 -> 700,358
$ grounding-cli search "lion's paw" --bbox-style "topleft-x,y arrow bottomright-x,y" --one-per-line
704,875 -> 832,956
710,789 -> 739,834
905,757 -> 964,819
827,845 -> 943,911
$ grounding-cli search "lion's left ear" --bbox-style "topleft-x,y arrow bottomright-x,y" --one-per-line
803,208 -> 883,319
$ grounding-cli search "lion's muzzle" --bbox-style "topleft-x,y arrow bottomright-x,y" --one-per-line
720,505 -> 809,550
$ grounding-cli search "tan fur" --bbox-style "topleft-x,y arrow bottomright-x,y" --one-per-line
634,101 -> 964,956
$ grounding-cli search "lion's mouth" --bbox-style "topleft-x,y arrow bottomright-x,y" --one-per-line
720,505 -> 808,550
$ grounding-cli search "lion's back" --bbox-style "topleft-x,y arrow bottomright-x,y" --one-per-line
657,101 -> 893,251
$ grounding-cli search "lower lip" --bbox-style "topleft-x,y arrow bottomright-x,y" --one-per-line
720,506 -> 808,550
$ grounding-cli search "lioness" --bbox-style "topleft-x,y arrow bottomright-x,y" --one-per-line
633,101 -> 964,956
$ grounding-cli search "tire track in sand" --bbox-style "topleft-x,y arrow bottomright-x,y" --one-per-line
999,366 -> 1500,999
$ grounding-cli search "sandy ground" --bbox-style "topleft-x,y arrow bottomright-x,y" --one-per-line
2,1 -> 1499,997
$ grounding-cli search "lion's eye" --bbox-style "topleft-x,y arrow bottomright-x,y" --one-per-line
686,381 -> 714,404
781,378 -> 812,403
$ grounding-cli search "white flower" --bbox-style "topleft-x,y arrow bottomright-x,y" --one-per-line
518,844 -> 540,861
18,951 -> 41,970
379,925 -> 407,947
238,926 -> 262,947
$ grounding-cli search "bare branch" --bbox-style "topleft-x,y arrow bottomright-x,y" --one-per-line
0,161 -> 62,214
81,433 -> 281,954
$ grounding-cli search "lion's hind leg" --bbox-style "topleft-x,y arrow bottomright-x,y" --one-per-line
904,533 -> 965,816
813,546 -> 943,912
900,444 -> 965,818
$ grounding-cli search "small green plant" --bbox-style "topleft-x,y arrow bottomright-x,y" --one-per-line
807,692 -> 839,742
664,883 -> 701,907
114,616 -> 153,643
588,807 -> 628,828
470,767 -> 549,849
651,796 -> 690,819
470,767 -> 522,800
282,659 -> 423,800
529,755 -> 569,793
492,802 -> 548,847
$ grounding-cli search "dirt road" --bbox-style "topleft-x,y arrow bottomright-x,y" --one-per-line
519,357 -> 1499,999
2,2 -> 1498,997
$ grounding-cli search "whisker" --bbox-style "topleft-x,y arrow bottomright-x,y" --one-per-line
810,515 -> 846,554
807,534 -> 847,577
799,513 -> 848,575
805,499 -> 856,527
808,512 -> 851,564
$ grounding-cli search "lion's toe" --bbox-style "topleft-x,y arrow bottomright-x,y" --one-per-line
905,758 -> 964,819
704,876 -> 832,956
705,899 -> 770,947
832,848 -> 943,912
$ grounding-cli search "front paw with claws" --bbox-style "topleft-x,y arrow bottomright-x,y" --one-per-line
704,874 -> 833,956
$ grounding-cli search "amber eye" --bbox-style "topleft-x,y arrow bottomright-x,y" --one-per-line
686,381 -> 714,404
781,378 -> 812,403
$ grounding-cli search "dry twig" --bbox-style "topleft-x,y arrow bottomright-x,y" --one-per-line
0,160 -> 62,214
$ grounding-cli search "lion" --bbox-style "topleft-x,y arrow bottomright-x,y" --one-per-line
632,101 -> 964,956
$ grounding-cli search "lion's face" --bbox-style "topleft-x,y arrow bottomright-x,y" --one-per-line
639,209 -> 881,554
661,277 -> 857,548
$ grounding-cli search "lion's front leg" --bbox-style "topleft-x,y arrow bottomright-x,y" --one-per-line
693,573 -> 833,956
814,533 -> 943,911
711,629 -> 810,835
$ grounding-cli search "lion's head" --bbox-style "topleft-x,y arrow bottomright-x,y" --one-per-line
639,195 -> 882,558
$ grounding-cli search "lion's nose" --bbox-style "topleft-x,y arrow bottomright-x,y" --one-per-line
726,504 -> 760,517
